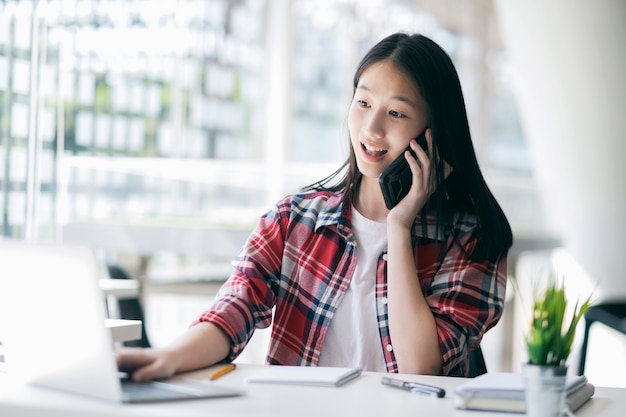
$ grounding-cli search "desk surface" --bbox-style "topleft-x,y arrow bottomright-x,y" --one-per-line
0,363 -> 624,417
99,279 -> 141,299
104,319 -> 142,343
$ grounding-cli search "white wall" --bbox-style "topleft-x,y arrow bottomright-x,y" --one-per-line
494,0 -> 626,386
494,0 -> 626,301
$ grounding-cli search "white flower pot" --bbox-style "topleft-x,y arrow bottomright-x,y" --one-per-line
523,363 -> 568,417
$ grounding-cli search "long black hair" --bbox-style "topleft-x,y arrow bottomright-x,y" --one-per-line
304,33 -> 512,262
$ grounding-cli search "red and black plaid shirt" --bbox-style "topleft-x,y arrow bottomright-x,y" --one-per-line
195,190 -> 507,376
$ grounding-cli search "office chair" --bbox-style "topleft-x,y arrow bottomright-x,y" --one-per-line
106,264 -> 151,348
578,302 -> 626,375
468,346 -> 488,377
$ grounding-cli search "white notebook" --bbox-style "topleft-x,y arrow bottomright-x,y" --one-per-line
246,366 -> 362,387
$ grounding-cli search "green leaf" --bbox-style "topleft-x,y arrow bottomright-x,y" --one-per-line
525,273 -> 593,366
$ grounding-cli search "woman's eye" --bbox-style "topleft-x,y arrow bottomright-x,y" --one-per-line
389,110 -> 405,118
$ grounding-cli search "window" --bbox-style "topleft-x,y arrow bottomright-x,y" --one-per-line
0,0 -> 539,280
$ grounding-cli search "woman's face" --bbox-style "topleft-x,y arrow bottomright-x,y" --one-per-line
348,59 -> 429,180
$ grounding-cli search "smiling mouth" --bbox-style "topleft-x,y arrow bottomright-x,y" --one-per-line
361,142 -> 388,157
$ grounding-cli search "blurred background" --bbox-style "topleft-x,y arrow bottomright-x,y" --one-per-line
1,0 -> 624,387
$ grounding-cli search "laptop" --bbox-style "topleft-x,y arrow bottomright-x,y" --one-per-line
0,239 -> 242,403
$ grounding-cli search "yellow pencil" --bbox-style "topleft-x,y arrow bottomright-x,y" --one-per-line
209,363 -> 237,381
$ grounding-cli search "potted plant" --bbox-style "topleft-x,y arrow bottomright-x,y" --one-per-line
523,273 -> 592,417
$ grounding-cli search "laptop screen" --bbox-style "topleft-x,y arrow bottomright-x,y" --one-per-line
0,239 -> 243,403
0,240 -> 124,401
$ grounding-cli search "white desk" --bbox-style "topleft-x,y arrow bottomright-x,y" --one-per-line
0,363 -> 624,417
99,279 -> 141,299
104,319 -> 142,344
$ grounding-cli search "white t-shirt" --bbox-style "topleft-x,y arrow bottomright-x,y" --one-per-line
318,206 -> 387,372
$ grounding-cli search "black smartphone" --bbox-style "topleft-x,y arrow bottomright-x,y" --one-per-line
379,130 -> 428,210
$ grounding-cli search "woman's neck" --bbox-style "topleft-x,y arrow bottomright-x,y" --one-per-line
353,177 -> 389,223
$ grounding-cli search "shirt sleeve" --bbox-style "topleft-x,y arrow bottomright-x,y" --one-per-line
192,204 -> 286,361
425,228 -> 508,376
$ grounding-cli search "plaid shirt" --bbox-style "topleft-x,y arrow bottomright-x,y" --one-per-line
195,190 -> 507,376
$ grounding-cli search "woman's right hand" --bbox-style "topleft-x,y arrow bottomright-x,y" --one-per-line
116,346 -> 180,381
116,322 -> 232,381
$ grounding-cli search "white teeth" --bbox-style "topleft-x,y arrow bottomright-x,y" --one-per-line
362,142 -> 385,152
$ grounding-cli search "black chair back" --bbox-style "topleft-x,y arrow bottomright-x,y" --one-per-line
107,264 -> 151,348
468,346 -> 488,377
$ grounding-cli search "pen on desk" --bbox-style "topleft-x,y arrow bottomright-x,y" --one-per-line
381,376 -> 446,398
209,363 -> 237,381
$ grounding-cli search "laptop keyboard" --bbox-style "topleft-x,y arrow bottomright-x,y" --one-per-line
121,380 -> 209,402
119,378 -> 243,403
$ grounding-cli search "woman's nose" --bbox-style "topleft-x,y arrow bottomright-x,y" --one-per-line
363,111 -> 385,138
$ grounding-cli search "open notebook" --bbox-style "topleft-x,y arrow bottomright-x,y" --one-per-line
0,239 -> 242,403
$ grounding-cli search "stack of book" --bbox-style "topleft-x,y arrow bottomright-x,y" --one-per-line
454,372 -> 594,413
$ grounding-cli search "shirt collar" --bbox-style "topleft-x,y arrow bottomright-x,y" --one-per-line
314,192 -> 351,237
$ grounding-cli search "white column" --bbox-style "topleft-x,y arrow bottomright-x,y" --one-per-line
494,0 -> 626,300
263,0 -> 292,206
24,0 -> 43,242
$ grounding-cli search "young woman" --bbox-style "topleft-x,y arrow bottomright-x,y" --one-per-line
117,32 -> 513,379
